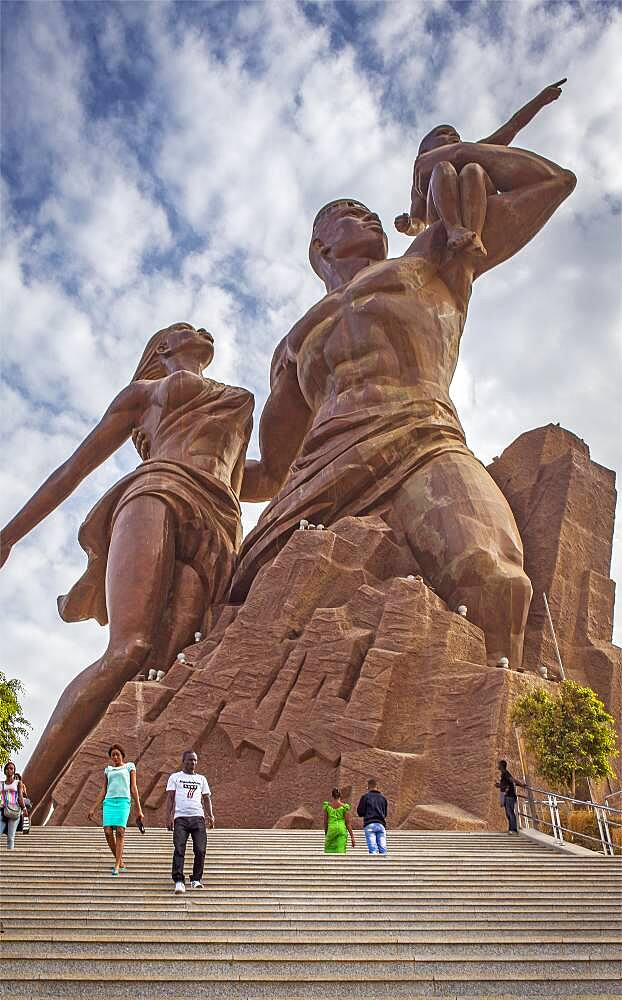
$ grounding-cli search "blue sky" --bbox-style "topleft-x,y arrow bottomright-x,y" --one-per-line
1,0 -> 621,768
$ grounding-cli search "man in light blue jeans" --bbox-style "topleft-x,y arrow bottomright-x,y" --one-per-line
356,778 -> 388,855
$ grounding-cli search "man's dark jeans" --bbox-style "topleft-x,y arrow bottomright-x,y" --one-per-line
504,794 -> 518,833
172,816 -> 207,882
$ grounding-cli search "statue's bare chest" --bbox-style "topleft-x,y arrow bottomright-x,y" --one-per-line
291,258 -> 437,377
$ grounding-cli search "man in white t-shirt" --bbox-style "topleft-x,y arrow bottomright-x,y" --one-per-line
166,750 -> 215,894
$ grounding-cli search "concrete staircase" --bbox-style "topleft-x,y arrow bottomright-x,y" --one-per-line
1,828 -> 620,998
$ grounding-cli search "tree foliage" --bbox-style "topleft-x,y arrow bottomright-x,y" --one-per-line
0,672 -> 31,764
511,680 -> 618,793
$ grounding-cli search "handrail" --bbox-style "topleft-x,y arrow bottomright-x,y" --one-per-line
518,783 -> 622,813
605,789 -> 622,807
515,783 -> 621,857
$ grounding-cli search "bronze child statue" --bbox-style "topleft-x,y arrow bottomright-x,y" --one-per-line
394,78 -> 567,256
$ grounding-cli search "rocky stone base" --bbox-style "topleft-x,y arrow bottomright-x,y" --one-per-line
48,426 -> 621,830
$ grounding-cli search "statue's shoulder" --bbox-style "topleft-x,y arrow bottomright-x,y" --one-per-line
202,377 -> 254,404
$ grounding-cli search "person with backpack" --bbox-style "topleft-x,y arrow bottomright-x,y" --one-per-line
1,761 -> 25,850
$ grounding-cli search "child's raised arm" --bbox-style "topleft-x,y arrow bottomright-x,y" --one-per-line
479,79 -> 566,147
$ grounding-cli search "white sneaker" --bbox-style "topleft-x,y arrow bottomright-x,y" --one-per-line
174,881 -> 186,894
191,880 -> 203,889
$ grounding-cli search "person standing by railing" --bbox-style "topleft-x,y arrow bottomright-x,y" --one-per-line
496,760 -> 524,834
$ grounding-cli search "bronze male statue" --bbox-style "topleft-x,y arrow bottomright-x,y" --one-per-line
236,105 -> 576,671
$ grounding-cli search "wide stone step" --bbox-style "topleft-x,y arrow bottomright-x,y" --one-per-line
10,852 -> 612,865
13,955 -> 622,978
4,901 -> 617,916
4,918 -> 617,934
4,901 -> 617,918
5,982 -> 621,999
5,930 -> 619,945
7,869 -> 617,883
8,852 -> 600,860
4,940 -> 621,960
3,892 -> 613,908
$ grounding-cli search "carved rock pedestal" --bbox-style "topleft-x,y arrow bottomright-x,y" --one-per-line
50,426 -> 620,830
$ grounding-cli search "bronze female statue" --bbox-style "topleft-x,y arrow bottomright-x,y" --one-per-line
1,323 -> 254,810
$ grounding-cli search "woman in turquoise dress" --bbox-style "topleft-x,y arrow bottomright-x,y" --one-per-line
88,744 -> 144,875
323,787 -> 356,854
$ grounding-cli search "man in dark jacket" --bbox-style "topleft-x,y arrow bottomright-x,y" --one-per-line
356,778 -> 388,855
496,759 -> 523,834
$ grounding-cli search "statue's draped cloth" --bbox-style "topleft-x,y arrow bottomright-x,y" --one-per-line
59,380 -> 254,626
231,386 -> 471,600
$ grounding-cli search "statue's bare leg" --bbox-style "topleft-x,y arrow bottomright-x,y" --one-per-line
393,451 -> 532,666
429,161 -> 487,258
426,182 -> 439,225
23,495 -> 176,808
155,560 -> 205,673
459,163 -> 495,251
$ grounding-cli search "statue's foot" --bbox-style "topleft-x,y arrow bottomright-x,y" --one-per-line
464,233 -> 487,258
446,226 -> 487,258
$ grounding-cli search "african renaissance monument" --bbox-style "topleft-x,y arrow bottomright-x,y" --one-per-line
2,79 -> 620,829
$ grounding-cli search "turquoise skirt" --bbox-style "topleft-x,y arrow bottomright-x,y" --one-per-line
102,797 -> 131,828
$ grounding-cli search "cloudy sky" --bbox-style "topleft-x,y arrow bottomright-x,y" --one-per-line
1,0 -> 620,770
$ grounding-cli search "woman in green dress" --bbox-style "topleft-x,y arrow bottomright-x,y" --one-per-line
323,787 -> 356,854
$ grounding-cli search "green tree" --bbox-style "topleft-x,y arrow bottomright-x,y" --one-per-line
0,672 -> 31,764
511,680 -> 618,795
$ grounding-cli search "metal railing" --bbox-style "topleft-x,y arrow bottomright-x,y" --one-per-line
516,784 -> 622,856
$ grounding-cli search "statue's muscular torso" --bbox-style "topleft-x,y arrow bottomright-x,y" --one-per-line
285,254 -> 468,422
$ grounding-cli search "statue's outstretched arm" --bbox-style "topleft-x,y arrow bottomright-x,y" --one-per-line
241,338 -> 311,502
0,382 -> 144,566
479,79 -> 567,146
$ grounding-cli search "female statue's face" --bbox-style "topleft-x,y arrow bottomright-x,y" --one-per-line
161,324 -> 215,366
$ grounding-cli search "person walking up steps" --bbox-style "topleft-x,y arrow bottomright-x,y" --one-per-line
88,745 -> 144,875
357,778 -> 388,856
166,751 -> 214,894
322,788 -> 355,854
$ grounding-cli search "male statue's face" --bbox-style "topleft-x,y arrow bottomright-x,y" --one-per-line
315,204 -> 388,267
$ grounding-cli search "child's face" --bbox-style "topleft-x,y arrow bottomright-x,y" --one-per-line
419,125 -> 461,155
